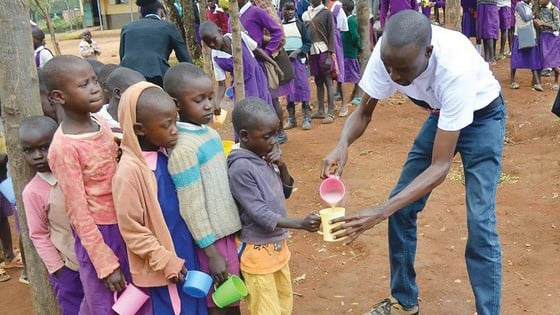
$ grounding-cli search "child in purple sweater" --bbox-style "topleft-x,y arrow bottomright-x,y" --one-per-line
227,97 -> 320,315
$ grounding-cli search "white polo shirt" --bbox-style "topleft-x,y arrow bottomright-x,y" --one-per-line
359,25 -> 501,131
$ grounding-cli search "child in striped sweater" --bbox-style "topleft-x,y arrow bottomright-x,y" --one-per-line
163,63 -> 242,315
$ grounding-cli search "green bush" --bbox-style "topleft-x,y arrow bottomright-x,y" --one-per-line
51,14 -> 84,33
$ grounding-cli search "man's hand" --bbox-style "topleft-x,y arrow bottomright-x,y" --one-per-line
321,144 -> 348,178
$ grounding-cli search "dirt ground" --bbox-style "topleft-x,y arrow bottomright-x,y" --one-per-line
1,29 -> 559,315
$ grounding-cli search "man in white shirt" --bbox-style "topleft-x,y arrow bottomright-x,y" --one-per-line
321,10 -> 504,315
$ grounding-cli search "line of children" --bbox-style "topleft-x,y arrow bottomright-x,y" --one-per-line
340,0 -> 362,115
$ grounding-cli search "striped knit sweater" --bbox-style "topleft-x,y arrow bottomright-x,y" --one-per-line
168,122 -> 241,248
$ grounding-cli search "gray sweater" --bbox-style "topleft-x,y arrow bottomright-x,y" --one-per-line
227,148 -> 293,245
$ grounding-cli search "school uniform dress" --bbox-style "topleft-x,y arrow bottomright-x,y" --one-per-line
23,172 -> 85,315
379,0 -> 419,27
476,0 -> 500,40
327,0 -> 349,83
227,148 -> 295,315
497,0 -> 514,30
462,0 -> 478,38
536,2 -> 560,69
342,14 -> 362,84
360,24 -> 504,315
510,1 -> 542,70
283,17 -> 312,103
211,33 -> 273,107
119,14 -> 193,87
302,4 -> 336,76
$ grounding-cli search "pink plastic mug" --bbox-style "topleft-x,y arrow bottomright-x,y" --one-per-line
112,284 -> 150,315
319,176 -> 346,207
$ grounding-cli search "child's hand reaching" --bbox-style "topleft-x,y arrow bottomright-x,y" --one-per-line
103,267 -> 126,292
302,213 -> 321,232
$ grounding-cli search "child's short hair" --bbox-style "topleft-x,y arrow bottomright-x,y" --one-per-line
18,115 -> 58,141
106,67 -> 145,94
42,55 -> 90,91
280,0 -> 296,9
232,97 -> 278,133
81,29 -> 91,37
163,62 -> 208,99
98,63 -> 119,88
31,27 -> 45,41
85,59 -> 104,77
38,69 -> 48,94
341,0 -> 354,11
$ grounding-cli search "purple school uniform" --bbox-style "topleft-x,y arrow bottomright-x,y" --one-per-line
240,5 -> 284,56
344,58 -> 361,83
498,6 -> 514,29
48,266 -> 87,315
539,32 -> 560,68
462,0 -> 478,38
74,224 -> 152,315
476,2 -> 500,39
422,6 -> 432,18
510,36 -> 542,69
213,41 -> 274,107
330,3 -> 346,83
287,58 -> 311,102
379,0 -> 419,27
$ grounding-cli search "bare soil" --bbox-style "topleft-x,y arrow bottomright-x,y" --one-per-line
1,29 -> 559,315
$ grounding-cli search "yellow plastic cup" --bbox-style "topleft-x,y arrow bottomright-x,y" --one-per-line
211,275 -> 248,308
222,140 -> 235,157
319,207 -> 346,242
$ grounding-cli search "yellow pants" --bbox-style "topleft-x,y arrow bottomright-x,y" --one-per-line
242,263 -> 293,315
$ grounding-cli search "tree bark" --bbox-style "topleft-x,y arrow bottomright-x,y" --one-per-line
229,0 -> 245,100
162,0 -> 186,40
447,0 -> 462,31
198,0 -> 215,80
356,0 -> 372,71
181,0 -> 202,60
32,0 -> 61,55
0,1 -> 60,314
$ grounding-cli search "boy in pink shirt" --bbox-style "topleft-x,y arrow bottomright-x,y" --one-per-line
20,116 -> 85,315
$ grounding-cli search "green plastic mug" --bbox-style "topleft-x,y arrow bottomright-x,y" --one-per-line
211,275 -> 248,308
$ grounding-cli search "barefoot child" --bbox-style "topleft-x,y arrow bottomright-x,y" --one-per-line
164,63 -> 242,315
43,55 -> 131,314
227,97 -> 321,315
303,0 -> 337,124
20,116 -> 85,315
281,0 -> 313,130
114,81 -> 208,315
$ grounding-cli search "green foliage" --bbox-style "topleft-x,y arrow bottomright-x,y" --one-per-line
51,14 -> 84,33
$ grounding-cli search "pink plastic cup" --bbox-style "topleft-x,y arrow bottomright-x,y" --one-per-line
319,176 -> 346,207
112,284 -> 150,315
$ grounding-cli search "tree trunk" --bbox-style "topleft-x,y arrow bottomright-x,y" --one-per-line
229,0 -> 245,100
181,0 -> 202,60
198,0 -> 215,80
0,1 -> 60,314
162,0 -> 186,40
356,0 -> 372,70
447,0 -> 461,31
33,0 -> 61,55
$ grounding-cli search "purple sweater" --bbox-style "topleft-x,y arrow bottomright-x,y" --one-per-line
240,5 -> 284,55
227,148 -> 294,245
380,0 -> 419,27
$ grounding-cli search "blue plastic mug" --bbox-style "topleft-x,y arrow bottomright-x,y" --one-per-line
182,270 -> 213,298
